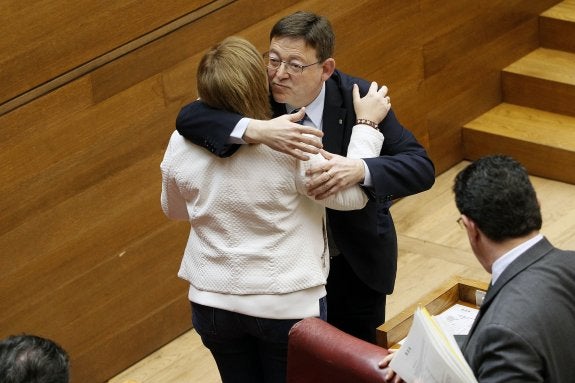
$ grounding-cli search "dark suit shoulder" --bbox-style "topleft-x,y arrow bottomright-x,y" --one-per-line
329,70 -> 371,93
175,100 -> 242,158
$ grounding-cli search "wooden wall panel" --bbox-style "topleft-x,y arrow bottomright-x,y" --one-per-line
0,0 -> 212,105
424,18 -> 541,173
74,296 -> 191,383
0,0 -> 563,382
330,0 -> 426,141
0,1 -> 301,381
90,0 -> 300,103
427,73 -> 502,174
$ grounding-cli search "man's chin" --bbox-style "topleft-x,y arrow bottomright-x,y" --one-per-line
271,92 -> 289,104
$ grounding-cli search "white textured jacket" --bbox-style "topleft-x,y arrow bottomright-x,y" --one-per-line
161,125 -> 383,317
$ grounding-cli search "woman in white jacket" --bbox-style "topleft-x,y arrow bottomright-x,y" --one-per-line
160,36 -> 390,383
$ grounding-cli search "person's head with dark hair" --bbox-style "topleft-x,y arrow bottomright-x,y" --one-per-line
453,155 -> 542,272
264,11 -> 337,109
382,155 -> 575,383
270,11 -> 335,62
453,154 -> 542,241
0,335 -> 69,383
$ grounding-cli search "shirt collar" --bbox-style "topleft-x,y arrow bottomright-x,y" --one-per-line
286,83 -> 325,130
491,234 -> 544,285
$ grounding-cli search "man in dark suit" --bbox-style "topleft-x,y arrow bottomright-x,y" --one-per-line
454,155 -> 575,382
381,155 -> 575,382
175,11 -> 435,343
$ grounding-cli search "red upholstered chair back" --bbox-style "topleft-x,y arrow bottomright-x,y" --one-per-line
286,317 -> 390,383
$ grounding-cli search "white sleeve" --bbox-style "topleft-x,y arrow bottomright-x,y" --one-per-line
228,118 -> 250,144
160,132 -> 190,221
347,124 -> 384,159
296,154 -> 366,210
295,125 -> 383,210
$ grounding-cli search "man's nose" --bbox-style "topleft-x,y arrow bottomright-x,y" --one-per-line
275,62 -> 290,77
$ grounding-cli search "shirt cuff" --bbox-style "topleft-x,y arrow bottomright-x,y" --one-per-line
362,160 -> 373,187
229,117 -> 250,144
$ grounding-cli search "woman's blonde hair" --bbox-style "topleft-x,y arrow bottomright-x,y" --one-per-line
197,36 -> 272,120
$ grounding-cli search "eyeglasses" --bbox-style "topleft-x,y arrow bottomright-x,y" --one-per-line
457,217 -> 465,229
263,52 -> 320,75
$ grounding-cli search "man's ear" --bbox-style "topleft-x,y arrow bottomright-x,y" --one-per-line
462,215 -> 472,229
462,215 -> 481,240
321,58 -> 336,81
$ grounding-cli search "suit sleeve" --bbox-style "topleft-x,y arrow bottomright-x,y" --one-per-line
176,100 -> 243,157
334,72 -> 435,205
473,323 -> 543,382
363,108 -> 435,202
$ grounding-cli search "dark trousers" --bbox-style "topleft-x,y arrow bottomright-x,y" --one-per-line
326,255 -> 386,344
191,297 -> 327,383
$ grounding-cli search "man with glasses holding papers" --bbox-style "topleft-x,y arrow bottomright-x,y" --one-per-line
381,155 -> 575,383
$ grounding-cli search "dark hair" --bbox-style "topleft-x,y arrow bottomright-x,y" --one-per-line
270,11 -> 335,62
453,155 -> 542,242
0,335 -> 69,383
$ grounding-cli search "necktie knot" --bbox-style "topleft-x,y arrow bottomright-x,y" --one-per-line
291,108 -> 306,124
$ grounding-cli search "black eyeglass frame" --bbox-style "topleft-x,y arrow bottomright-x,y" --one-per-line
457,216 -> 465,229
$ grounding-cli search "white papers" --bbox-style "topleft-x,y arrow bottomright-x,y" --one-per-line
434,303 -> 479,336
389,306 -> 478,383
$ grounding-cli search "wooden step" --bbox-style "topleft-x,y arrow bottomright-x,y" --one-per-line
502,47 -> 575,117
540,0 -> 575,54
462,103 -> 575,184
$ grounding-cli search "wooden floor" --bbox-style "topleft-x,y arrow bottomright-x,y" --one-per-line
108,161 -> 575,383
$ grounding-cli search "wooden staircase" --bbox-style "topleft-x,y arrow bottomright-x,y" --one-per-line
463,0 -> 575,185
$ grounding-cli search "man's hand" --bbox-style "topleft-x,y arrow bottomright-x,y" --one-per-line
305,150 -> 365,200
353,82 -> 391,125
379,349 -> 406,383
243,108 -> 324,161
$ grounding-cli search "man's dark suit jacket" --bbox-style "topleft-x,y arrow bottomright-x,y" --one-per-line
176,70 -> 435,294
462,237 -> 575,382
